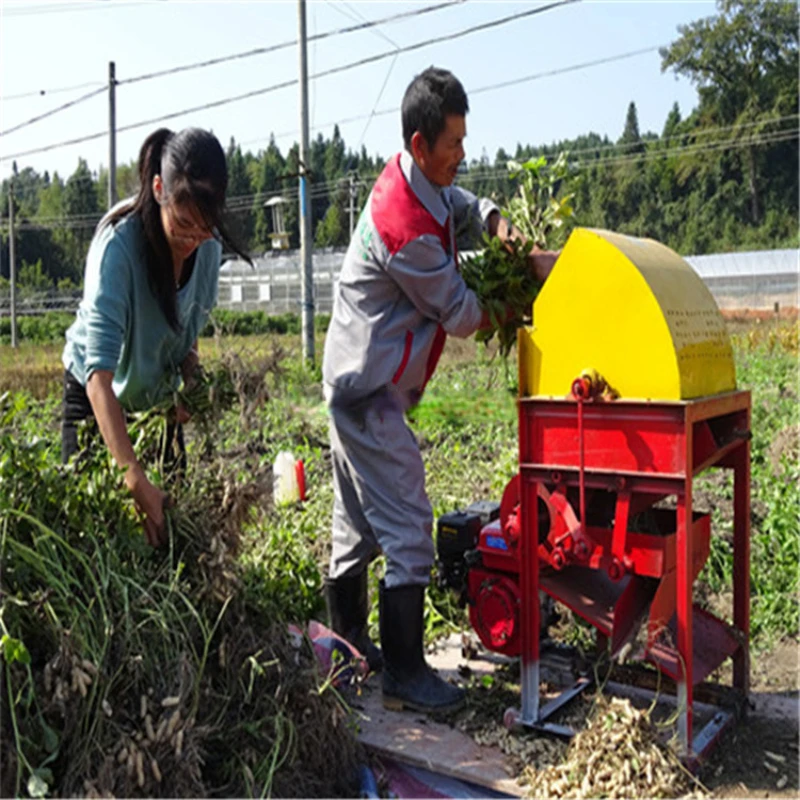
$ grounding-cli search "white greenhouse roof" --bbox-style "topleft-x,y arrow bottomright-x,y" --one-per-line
220,248 -> 346,276
220,247 -> 798,280
685,249 -> 799,278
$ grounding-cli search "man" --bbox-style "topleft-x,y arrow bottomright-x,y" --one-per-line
322,67 -> 558,712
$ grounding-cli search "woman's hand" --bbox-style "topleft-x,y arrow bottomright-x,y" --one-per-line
125,466 -> 170,547
174,403 -> 192,425
177,341 -> 201,424
86,370 -> 171,548
180,343 -> 200,386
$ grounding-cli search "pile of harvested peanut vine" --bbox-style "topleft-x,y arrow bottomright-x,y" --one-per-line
522,696 -> 706,798
0,358 -> 361,799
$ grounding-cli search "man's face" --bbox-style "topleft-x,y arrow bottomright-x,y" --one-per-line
412,114 -> 466,187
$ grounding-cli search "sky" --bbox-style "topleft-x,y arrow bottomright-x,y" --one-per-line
0,0 -> 718,184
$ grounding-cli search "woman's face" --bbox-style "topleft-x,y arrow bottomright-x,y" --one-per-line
153,175 -> 215,262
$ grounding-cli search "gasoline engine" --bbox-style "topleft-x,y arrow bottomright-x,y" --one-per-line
436,498 -> 561,652
435,227 -> 752,761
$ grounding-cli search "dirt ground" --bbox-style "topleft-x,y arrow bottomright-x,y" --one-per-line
700,713 -> 798,798
721,308 -> 799,323
423,631 -> 798,799
698,638 -> 799,798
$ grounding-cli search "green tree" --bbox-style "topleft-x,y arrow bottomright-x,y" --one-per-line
660,0 -> 799,223
11,166 -> 43,218
18,258 -> 52,291
324,125 -> 346,183
619,101 -> 646,155
662,102 -> 683,140
62,159 -> 100,279
309,132 -> 330,235
116,161 -> 140,200
283,144 -> 301,250
34,172 -> 80,284
314,196 -> 347,248
225,138 -> 254,253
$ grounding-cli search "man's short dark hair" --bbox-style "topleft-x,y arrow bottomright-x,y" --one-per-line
401,67 -> 469,151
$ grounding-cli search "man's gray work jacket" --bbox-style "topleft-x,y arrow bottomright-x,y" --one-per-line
322,149 -> 497,409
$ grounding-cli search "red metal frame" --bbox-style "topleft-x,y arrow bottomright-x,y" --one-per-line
517,391 -> 751,757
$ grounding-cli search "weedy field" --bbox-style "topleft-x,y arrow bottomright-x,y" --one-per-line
0,319 -> 797,798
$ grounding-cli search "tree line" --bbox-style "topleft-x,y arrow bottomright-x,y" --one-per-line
1,0 -> 796,292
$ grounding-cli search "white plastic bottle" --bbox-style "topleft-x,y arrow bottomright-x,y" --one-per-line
273,450 -> 300,506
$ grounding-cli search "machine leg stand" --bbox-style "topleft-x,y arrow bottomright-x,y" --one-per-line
677,681 -> 691,759
504,661 -> 540,729
505,671 -> 593,739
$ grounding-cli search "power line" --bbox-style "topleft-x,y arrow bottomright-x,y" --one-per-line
3,1 -> 157,17
117,1 -> 464,86
469,45 -> 662,97
284,127 -> 799,206
1,1 -> 459,111
1,1 -> 576,162
248,42 -> 666,147
326,0 -> 402,51
308,0 -> 580,86
354,52 -> 400,155
1,81 -> 106,102
444,112 -> 800,167
23,118 -> 800,223
1,86 -> 107,137
544,113 -> 800,160
239,127 -> 800,201
1,36 -> 649,143
250,46 -> 796,152
0,76 -> 289,161
452,127 -> 799,186
7,127 -> 796,232
585,128 -> 798,169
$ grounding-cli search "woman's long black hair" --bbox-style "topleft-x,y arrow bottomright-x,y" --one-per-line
105,127 -> 251,331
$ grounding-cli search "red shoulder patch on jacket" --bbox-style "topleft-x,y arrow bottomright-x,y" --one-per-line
371,154 -> 448,256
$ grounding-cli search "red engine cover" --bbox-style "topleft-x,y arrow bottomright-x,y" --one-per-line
468,568 -> 521,657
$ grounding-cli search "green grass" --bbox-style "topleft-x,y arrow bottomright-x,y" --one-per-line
1,321 -> 797,796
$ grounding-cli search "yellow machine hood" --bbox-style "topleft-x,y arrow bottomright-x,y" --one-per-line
519,228 -> 736,400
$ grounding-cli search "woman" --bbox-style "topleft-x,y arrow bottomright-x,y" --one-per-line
61,127 -> 250,547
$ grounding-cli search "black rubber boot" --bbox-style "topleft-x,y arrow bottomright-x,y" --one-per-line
325,571 -> 383,672
379,581 -> 465,713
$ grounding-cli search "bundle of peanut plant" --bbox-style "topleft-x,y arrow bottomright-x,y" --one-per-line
462,152 -> 576,358
461,234 -> 537,358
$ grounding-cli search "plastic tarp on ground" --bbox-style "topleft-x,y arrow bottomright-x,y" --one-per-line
298,621 -> 516,800
373,758 -> 513,799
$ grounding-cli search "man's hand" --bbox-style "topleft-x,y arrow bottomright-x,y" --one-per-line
125,466 -> 169,547
479,304 -> 516,330
488,211 -> 560,283
528,249 -> 560,283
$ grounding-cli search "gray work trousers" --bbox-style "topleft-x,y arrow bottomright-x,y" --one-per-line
327,387 -> 434,588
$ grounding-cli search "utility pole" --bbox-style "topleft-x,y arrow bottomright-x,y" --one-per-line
297,0 -> 314,366
348,172 -> 358,238
108,61 -> 117,209
9,179 -> 17,348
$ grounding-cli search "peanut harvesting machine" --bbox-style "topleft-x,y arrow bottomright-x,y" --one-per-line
437,228 -> 751,762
